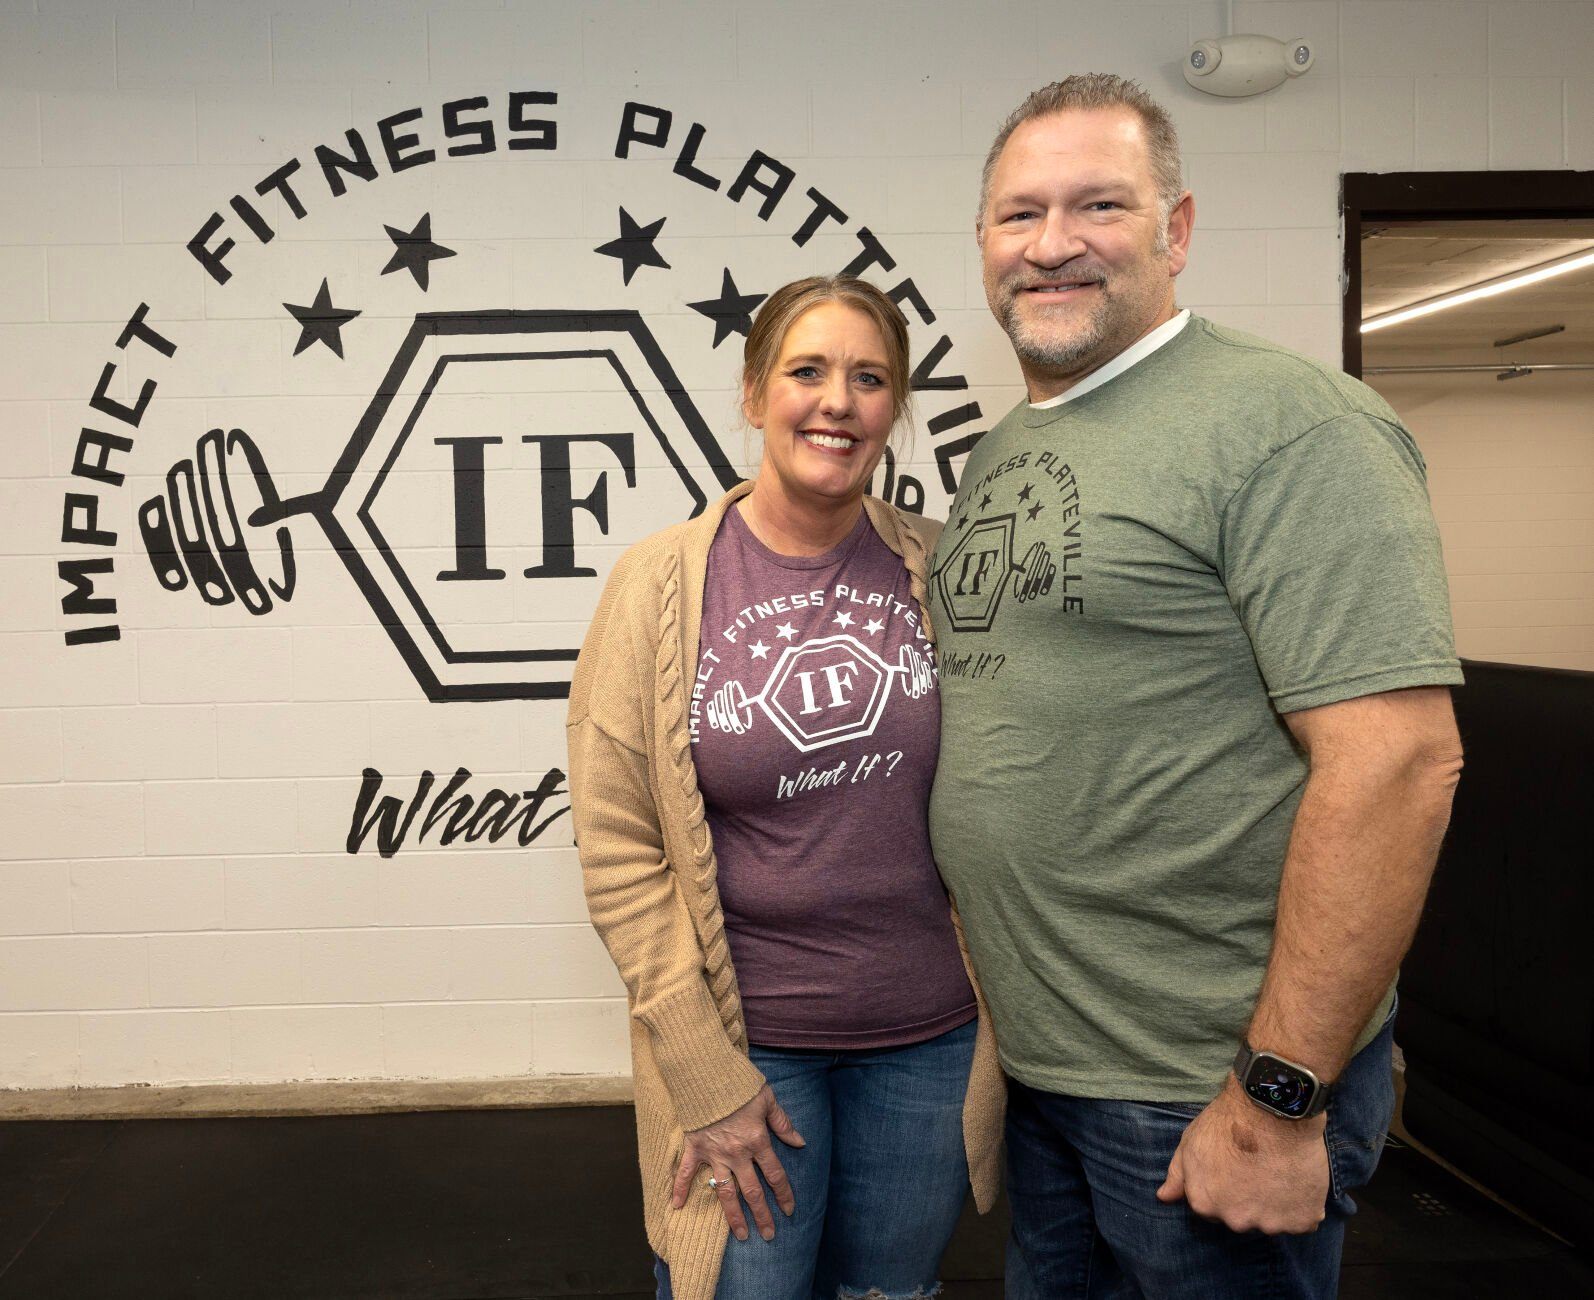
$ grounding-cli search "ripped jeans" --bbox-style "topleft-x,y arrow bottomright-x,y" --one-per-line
654,1018 -> 976,1300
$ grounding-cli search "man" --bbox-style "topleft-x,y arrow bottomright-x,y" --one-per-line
928,74 -> 1464,1298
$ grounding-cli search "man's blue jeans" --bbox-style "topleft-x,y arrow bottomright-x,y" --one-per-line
1004,1013 -> 1397,1299
655,1018 -> 976,1300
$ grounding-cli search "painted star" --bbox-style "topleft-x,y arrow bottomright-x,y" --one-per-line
1017,482 -> 1034,502
864,617 -> 884,635
284,278 -> 361,358
688,269 -> 767,348
980,492 -> 993,509
1027,502 -> 1044,521
380,212 -> 456,291
833,610 -> 855,628
748,640 -> 770,659
594,207 -> 671,286
775,622 -> 797,640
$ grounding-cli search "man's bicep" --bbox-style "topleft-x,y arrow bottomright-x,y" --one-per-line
1282,685 -> 1461,771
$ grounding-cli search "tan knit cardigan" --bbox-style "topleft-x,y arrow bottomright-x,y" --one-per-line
566,482 -> 1004,1300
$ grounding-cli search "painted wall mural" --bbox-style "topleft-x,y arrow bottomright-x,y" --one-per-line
50,91 -> 986,866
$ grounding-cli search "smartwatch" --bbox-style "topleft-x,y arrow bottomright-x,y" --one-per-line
1232,1041 -> 1330,1120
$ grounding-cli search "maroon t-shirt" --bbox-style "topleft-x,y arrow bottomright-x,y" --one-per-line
690,504 -> 976,1049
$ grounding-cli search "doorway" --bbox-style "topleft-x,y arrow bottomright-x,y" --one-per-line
1343,172 -> 1594,671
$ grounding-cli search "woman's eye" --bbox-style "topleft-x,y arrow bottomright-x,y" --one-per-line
856,372 -> 885,387
791,366 -> 818,379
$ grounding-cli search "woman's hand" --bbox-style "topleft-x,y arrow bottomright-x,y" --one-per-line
670,1084 -> 806,1241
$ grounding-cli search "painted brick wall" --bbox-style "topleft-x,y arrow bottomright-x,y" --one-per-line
3,0 -> 1591,1089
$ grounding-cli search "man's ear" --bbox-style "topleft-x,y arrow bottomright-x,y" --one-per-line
1165,190 -> 1195,277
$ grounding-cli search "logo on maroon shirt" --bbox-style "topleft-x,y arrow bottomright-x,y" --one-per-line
704,633 -> 935,754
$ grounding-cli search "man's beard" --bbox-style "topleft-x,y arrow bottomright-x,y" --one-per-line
995,276 -> 1114,370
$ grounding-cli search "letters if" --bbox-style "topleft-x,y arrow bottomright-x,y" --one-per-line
435,432 -> 638,582
955,548 -> 1000,596
796,662 -> 858,715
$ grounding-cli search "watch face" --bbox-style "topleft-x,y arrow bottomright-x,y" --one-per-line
1243,1054 -> 1317,1118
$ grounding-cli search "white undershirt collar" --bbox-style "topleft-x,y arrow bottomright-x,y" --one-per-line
1029,309 -> 1191,410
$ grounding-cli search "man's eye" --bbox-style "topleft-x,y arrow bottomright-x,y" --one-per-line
1003,210 -> 1037,223
1087,201 -> 1120,211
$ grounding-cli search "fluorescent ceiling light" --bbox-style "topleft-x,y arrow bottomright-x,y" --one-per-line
1361,247 -> 1594,334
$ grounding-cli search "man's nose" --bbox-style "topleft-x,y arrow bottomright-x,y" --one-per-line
1024,211 -> 1085,269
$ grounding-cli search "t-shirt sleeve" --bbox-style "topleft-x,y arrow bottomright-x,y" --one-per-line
1220,412 -> 1464,714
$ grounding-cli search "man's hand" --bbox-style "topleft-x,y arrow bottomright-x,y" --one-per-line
1155,1077 -> 1328,1234
670,1084 -> 805,1242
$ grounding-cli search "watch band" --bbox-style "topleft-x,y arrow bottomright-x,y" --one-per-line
1233,1040 -> 1331,1120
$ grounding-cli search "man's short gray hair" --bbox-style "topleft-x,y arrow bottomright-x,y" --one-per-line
977,74 -> 1185,231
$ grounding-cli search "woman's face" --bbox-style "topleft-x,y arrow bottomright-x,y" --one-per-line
745,302 -> 897,512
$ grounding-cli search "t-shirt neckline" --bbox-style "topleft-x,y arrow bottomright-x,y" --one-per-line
1020,314 -> 1204,429
724,500 -> 875,571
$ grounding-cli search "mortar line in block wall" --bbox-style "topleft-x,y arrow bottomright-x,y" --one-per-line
1,922 -> 602,940
0,997 -> 627,1016
6,847 -> 582,863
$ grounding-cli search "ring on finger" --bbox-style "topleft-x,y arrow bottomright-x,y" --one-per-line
707,1174 -> 735,1190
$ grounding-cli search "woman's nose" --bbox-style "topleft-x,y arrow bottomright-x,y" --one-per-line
820,375 -> 853,417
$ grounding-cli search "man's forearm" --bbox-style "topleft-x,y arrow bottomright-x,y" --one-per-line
1246,710 -> 1463,1082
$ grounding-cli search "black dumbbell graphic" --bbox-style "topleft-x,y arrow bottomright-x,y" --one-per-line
704,640 -> 936,736
138,429 -> 319,616
1012,539 -> 1055,604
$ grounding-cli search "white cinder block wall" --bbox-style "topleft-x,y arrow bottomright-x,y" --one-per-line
1371,373 -> 1594,669
3,0 -> 1592,1091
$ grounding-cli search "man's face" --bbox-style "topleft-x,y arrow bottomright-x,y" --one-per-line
979,107 -> 1190,388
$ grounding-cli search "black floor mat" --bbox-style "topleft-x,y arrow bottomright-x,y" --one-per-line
1339,1137 -> 1594,1297
0,1110 -> 1588,1298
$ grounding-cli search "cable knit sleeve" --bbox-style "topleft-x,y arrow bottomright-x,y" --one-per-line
567,545 -> 766,1133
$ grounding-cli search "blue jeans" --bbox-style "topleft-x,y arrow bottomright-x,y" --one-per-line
655,1018 -> 976,1300
1004,1013 -> 1397,1300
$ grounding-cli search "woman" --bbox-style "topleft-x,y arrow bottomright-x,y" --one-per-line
567,276 -> 1003,1300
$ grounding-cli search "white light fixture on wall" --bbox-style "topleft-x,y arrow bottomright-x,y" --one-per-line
1183,34 -> 1314,97
1361,248 -> 1594,334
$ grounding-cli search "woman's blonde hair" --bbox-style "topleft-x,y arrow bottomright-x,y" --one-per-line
741,275 -> 913,434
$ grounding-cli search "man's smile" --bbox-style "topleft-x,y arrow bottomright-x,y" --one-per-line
1021,280 -> 1101,297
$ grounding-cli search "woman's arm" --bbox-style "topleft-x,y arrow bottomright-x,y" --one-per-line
566,712 -> 766,1129
566,557 -> 803,1238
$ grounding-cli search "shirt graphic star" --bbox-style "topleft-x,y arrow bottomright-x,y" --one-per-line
864,618 -> 884,635
748,640 -> 770,659
1017,483 -> 1034,502
833,611 -> 854,628
775,622 -> 797,640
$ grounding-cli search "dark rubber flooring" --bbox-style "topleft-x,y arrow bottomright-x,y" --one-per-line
1,1107 -> 1589,1298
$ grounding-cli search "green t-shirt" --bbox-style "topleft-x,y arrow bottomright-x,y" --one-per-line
927,316 -> 1462,1101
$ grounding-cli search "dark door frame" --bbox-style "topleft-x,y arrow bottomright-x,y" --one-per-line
1340,170 -> 1594,378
